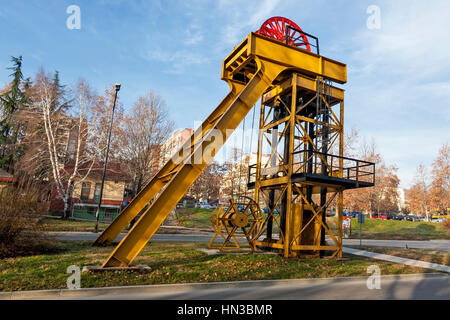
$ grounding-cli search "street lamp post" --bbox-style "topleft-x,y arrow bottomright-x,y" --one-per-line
94,83 -> 121,233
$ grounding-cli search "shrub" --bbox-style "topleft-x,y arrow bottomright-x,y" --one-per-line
443,219 -> 450,231
0,184 -> 52,257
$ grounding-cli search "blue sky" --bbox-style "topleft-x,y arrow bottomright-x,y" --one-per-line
0,0 -> 449,188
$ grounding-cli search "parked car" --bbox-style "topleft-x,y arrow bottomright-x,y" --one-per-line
405,215 -> 419,222
263,207 -> 280,214
371,213 -> 387,220
393,214 -> 404,221
326,210 -> 336,217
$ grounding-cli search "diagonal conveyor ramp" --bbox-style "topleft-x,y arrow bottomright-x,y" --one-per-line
96,32 -> 347,267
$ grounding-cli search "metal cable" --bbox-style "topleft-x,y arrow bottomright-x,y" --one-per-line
237,116 -> 246,198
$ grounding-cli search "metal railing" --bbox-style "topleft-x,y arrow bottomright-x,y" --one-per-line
286,26 -> 320,55
247,150 -> 375,186
248,163 -> 257,185
292,150 -> 375,184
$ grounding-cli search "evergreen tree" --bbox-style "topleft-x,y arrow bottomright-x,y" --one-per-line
0,56 -> 28,172
50,70 -> 70,112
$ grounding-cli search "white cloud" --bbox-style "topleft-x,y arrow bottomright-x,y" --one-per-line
345,0 -> 450,187
142,47 -> 210,74
184,24 -> 204,46
351,0 -> 450,80
217,0 -> 281,45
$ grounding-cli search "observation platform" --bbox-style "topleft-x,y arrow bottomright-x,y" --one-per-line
248,150 -> 375,192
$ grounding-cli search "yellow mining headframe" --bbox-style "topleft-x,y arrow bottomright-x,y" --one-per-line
248,71 -> 376,259
94,17 -> 375,267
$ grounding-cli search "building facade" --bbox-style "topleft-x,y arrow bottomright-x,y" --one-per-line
160,128 -> 193,166
49,162 -> 130,221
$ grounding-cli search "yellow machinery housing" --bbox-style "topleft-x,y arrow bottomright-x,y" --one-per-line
94,31 -> 374,267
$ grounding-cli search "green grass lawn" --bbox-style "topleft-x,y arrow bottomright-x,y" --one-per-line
176,207 -> 214,229
327,217 -> 450,240
0,241 -> 434,292
39,218 -> 110,232
350,218 -> 450,240
345,246 -> 449,266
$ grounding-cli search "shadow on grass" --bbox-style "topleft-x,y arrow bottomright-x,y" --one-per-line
143,252 -> 222,271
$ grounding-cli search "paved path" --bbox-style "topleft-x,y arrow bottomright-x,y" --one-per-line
49,231 -> 213,243
1,274 -> 448,300
342,239 -> 450,251
49,232 -> 450,251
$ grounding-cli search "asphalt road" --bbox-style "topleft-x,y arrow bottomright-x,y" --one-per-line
81,275 -> 450,300
49,231 -> 450,251
3,274 -> 449,300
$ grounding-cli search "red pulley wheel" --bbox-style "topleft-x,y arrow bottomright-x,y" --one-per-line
256,17 -> 311,52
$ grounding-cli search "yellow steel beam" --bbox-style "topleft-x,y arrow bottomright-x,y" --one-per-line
248,33 -> 347,84
296,115 -> 340,130
102,58 -> 286,267
222,33 -> 347,84
283,73 -> 297,258
338,191 -> 344,258
291,245 -> 339,251
259,176 -> 289,188
262,74 -> 345,105
222,38 -> 249,75
254,241 -> 284,249
93,84 -> 245,246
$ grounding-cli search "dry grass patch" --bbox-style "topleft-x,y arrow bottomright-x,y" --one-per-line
0,241 -> 434,292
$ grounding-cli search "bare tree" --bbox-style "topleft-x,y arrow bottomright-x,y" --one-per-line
119,92 -> 173,196
35,72 -> 97,218
429,143 -> 449,215
344,139 -> 400,216
14,69 -> 68,183
90,85 -> 125,161
187,160 -> 223,203
407,164 -> 430,219
219,147 -> 250,200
